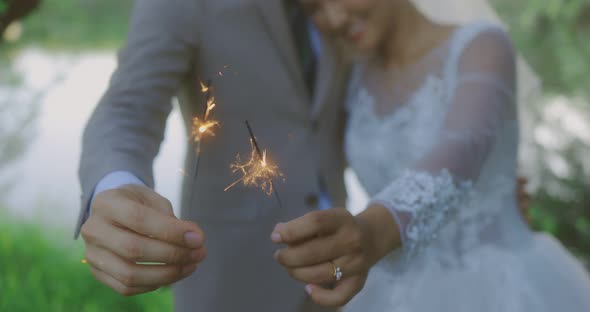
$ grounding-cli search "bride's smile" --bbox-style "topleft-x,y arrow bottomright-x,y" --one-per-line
301,0 -> 397,54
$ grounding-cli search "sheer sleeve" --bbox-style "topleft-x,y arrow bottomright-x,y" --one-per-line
370,28 -> 517,259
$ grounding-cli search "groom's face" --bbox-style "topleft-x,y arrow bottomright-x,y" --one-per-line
302,0 -> 395,55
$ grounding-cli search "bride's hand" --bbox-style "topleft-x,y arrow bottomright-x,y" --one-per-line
271,206 -> 400,307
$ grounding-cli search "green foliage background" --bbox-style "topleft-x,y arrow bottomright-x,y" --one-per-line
0,0 -> 589,310
498,0 -> 590,98
0,212 -> 173,311
6,0 -> 132,50
497,0 -> 590,266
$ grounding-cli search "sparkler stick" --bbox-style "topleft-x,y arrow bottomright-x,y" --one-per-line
224,121 -> 284,210
245,121 -> 284,209
189,79 -> 219,207
245,121 -> 263,162
193,81 -> 209,179
190,79 -> 217,180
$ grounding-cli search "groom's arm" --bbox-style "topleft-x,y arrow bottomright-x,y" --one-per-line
76,0 -> 200,233
77,0 -> 206,297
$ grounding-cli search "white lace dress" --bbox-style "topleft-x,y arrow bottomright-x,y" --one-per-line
344,22 -> 590,312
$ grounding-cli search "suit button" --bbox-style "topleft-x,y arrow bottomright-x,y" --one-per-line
305,194 -> 319,209
311,120 -> 319,132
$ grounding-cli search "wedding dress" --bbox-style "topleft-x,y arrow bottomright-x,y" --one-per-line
344,22 -> 590,312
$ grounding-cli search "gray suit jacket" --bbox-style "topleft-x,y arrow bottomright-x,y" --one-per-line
76,0 -> 349,311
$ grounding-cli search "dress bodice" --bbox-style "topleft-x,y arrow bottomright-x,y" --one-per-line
345,22 -> 528,263
346,75 -> 452,195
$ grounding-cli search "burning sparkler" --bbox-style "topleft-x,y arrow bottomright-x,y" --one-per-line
188,79 -> 219,207
225,121 -> 284,209
190,79 -> 219,180
191,97 -> 219,142
200,81 -> 209,93
191,80 -> 219,143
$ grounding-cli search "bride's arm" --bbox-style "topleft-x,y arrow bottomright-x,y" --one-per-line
269,29 -> 518,307
365,28 -> 518,260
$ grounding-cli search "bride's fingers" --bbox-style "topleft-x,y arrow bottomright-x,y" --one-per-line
271,208 -> 350,244
275,232 -> 349,267
306,274 -> 367,307
287,256 -> 363,285
288,262 -> 335,285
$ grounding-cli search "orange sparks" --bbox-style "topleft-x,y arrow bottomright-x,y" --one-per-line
204,96 -> 216,120
224,139 -> 284,196
200,81 -> 209,93
191,82 -> 219,142
191,118 -> 219,141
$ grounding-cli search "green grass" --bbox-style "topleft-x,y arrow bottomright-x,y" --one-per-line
0,212 -> 173,311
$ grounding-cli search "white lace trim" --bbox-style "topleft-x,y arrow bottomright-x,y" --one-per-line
371,169 -> 473,259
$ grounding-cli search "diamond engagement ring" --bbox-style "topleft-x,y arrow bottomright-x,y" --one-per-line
331,261 -> 343,282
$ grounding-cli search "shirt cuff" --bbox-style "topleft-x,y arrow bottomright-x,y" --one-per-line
318,191 -> 332,211
88,171 -> 146,216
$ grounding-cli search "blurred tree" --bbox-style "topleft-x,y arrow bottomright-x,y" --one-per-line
525,97 -> 590,267
0,86 -> 40,196
17,0 -> 132,49
496,0 -> 590,99
0,0 -> 42,37
495,0 -> 590,267
0,0 -> 43,195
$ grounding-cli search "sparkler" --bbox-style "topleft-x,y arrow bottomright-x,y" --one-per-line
225,121 -> 284,209
190,79 -> 219,180
188,79 -> 220,208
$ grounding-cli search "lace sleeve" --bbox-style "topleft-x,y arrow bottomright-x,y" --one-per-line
370,28 -> 517,259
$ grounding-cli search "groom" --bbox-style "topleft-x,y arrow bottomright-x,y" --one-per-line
75,0 -> 349,311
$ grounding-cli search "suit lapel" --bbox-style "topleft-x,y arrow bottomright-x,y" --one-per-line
254,0 -> 308,100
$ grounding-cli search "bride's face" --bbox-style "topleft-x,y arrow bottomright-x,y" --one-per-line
303,0 -> 397,54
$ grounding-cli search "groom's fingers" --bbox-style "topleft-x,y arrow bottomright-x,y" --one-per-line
89,220 -> 205,265
306,275 -> 367,307
99,193 -> 204,249
85,245 -> 198,288
89,265 -> 159,296
91,185 -> 205,249
271,208 -> 349,244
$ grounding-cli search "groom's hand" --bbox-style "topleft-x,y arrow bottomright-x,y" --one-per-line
80,184 -> 206,296
270,208 -> 379,307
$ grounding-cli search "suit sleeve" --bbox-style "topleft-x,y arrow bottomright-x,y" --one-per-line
76,0 -> 199,237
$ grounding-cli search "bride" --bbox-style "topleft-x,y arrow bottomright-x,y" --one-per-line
271,0 -> 590,311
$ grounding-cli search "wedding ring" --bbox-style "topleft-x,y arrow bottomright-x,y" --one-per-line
331,261 -> 343,282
